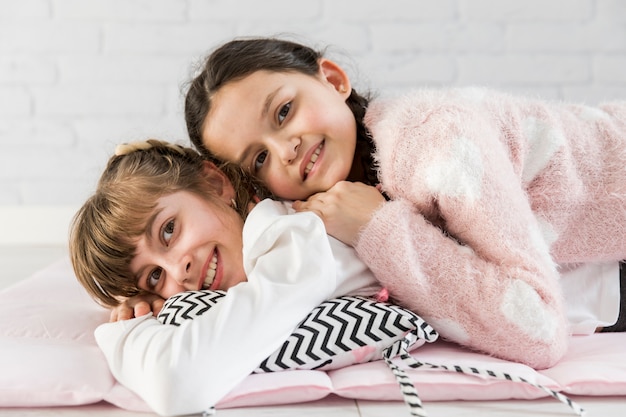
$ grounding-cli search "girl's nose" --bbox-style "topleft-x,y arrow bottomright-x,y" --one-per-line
270,135 -> 299,165
170,255 -> 193,286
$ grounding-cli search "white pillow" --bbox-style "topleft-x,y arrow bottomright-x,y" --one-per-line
157,290 -> 439,372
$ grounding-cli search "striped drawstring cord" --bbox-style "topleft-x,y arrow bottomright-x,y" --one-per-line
383,332 -> 585,417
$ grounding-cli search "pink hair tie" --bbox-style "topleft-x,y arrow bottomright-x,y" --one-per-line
375,287 -> 389,303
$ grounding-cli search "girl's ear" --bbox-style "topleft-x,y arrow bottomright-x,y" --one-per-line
201,160 -> 236,204
319,58 -> 352,99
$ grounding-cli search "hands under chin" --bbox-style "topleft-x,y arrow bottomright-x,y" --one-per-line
292,181 -> 386,247
109,293 -> 166,322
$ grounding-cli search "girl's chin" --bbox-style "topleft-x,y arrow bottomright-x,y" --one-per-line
319,176 -> 346,192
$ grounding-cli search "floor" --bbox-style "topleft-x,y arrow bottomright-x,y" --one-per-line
1,245 -> 625,417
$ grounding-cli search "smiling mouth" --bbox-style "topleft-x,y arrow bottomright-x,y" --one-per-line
202,252 -> 218,289
303,141 -> 324,180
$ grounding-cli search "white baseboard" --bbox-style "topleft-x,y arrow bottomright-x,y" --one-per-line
0,206 -> 79,245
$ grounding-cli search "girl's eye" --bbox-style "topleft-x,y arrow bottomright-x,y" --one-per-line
277,102 -> 291,124
148,267 -> 163,289
253,150 -> 268,173
161,220 -> 175,245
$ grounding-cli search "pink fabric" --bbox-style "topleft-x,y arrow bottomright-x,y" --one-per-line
1,258 -> 626,412
540,333 -> 626,396
0,259 -> 114,407
358,87 -> 626,368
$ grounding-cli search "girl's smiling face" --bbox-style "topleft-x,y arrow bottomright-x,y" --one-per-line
202,59 -> 357,201
131,190 -> 246,300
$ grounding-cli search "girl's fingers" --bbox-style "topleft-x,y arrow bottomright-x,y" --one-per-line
133,301 -> 152,317
152,298 -> 165,316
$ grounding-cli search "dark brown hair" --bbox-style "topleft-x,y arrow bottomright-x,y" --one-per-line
184,37 -> 378,188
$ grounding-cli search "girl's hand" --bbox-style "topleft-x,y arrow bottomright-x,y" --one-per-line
109,293 -> 165,322
292,181 -> 385,246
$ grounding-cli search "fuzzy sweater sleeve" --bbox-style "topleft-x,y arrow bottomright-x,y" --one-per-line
358,88 -> 569,369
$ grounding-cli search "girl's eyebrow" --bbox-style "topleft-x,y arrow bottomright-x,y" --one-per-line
235,86 -> 281,165
133,265 -> 146,286
262,87 -> 281,118
236,146 -> 253,166
144,207 -> 164,241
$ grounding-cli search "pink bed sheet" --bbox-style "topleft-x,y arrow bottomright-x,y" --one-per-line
1,258 -> 624,413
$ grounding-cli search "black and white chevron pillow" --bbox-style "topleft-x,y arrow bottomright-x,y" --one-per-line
157,290 -> 438,372
158,291 -> 584,417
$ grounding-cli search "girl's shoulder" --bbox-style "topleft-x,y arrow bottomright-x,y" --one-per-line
366,86 -> 505,120
244,199 -> 324,245
244,199 -> 292,234
365,86 -> 504,143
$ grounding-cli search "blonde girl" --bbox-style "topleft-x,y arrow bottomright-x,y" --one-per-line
69,139 -> 380,416
70,140 -> 253,312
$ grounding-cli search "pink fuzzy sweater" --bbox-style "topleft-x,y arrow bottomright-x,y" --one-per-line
357,87 -> 626,369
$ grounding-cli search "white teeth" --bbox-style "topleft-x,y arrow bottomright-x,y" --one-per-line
304,143 -> 323,176
204,253 -> 218,288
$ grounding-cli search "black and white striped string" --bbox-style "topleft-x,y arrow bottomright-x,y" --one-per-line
382,332 -> 585,417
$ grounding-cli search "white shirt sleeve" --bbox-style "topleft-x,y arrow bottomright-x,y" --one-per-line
94,200 -> 337,416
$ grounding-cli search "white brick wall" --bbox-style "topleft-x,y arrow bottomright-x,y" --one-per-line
1,0 -> 625,207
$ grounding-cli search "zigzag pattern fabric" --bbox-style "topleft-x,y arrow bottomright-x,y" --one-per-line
158,290 -> 226,325
157,291 -> 438,373
382,332 -> 585,417
256,295 -> 438,372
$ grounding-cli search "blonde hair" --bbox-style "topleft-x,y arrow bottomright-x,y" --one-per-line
69,139 -> 256,307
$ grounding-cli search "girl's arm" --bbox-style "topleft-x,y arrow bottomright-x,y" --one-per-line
95,201 -> 337,416
356,93 -> 569,369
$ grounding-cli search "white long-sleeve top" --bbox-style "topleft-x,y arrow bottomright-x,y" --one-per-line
94,199 -> 379,416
